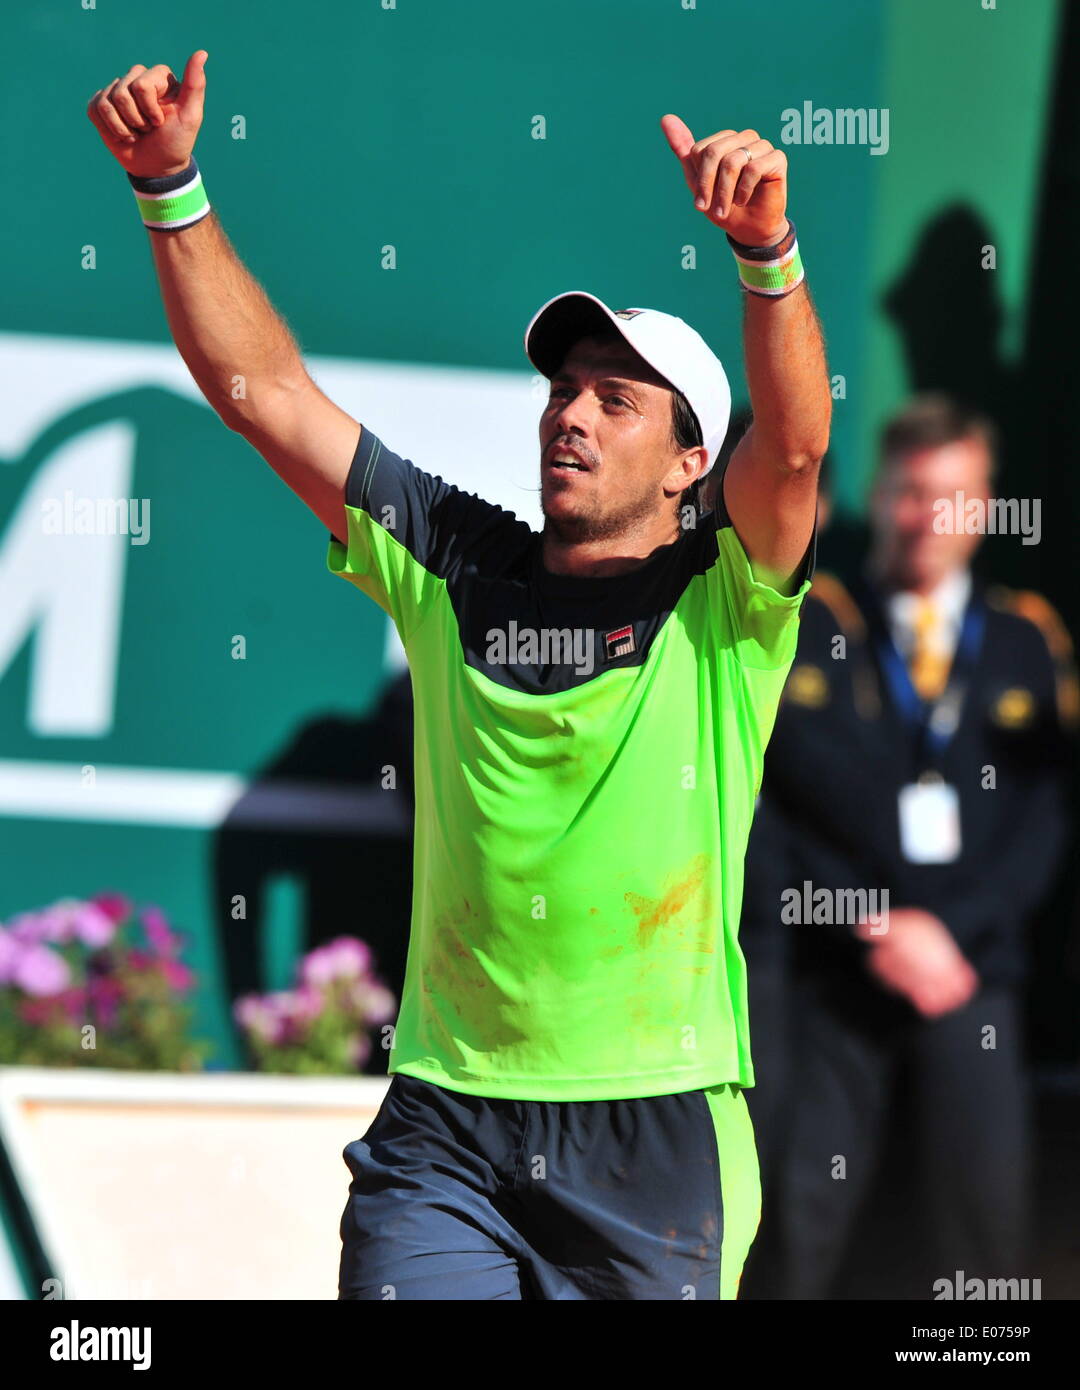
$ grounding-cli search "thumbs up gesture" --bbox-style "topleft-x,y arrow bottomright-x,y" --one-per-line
87,51 -> 209,179
660,114 -> 788,247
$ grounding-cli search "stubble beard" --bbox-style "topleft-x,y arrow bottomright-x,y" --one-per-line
541,484 -> 662,545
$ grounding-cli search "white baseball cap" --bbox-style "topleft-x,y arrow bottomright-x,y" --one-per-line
523,290 -> 731,473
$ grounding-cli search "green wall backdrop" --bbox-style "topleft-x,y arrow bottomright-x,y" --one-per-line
0,0 -> 1062,1075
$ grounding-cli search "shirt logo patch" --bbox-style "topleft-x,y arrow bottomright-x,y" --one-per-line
603,624 -> 636,660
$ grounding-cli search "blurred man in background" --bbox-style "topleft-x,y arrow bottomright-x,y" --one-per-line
741,393 -> 1076,1298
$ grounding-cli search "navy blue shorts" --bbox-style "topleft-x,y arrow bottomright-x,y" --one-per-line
338,1071 -> 761,1300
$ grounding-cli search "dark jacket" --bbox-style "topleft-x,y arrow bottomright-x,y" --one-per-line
743,570 -> 1077,989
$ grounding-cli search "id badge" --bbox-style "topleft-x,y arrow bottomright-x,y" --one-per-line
898,775 -> 962,864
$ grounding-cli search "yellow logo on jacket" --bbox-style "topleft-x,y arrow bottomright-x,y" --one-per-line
992,687 -> 1035,729
785,664 -> 829,708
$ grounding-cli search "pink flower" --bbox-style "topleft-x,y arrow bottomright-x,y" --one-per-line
7,897 -> 119,948
234,994 -> 278,1044
15,897 -> 104,945
13,943 -> 71,997
0,928 -> 19,985
269,986 -> 324,1044
141,905 -> 177,955
346,978 -> 397,1027
300,937 -> 372,988
235,986 -> 324,1048
37,899 -> 86,944
7,909 -> 54,944
162,958 -> 195,993
73,902 -> 116,949
91,892 -> 132,925
346,1032 -> 371,1068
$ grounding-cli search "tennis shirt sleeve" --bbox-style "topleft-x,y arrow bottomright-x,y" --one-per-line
706,516 -> 817,670
326,427 -> 515,644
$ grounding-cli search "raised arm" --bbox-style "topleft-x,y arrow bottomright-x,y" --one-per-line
661,116 -> 831,594
87,51 -> 360,540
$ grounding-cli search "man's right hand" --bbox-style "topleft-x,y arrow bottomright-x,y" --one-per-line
855,907 -> 980,1018
87,51 -> 208,179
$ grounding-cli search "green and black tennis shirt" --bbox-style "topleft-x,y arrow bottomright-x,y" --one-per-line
327,427 -> 813,1100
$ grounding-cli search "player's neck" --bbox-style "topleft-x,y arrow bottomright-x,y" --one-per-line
541,518 -> 681,578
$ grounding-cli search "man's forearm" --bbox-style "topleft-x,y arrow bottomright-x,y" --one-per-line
88,54 -> 362,538
741,278 -> 831,470
145,210 -> 308,430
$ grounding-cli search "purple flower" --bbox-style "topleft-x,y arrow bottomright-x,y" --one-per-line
300,937 -> 373,988
12,943 -> 71,997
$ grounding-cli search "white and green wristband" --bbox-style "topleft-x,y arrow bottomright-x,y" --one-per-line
727,218 -> 805,297
128,158 -> 211,232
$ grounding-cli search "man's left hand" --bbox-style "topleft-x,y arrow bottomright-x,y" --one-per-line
661,115 -> 788,246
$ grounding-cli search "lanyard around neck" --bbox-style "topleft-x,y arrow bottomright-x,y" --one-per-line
871,592 -> 985,764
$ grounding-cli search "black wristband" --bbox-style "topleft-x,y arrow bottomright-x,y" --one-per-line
725,217 -> 796,261
127,156 -> 199,194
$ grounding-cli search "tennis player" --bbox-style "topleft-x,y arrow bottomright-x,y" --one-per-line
88,51 -> 830,1300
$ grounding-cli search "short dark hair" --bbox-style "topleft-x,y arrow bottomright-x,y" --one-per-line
879,393 -> 999,478
670,389 -> 704,516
